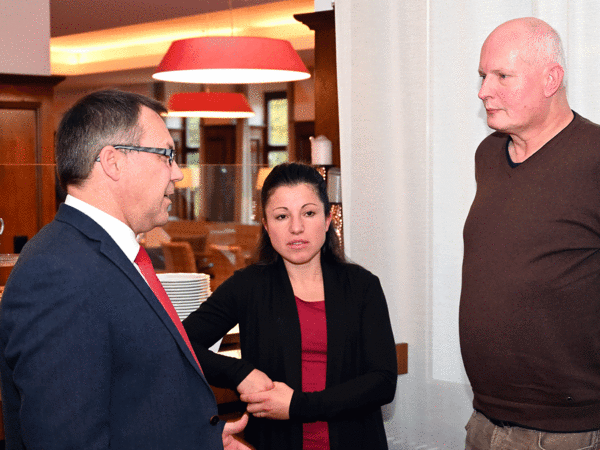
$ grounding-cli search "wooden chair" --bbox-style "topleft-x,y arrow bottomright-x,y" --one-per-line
205,246 -> 238,292
170,235 -> 214,273
161,241 -> 197,273
171,234 -> 207,255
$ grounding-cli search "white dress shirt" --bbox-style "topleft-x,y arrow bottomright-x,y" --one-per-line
65,194 -> 141,269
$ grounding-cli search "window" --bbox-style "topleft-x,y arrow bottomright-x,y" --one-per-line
265,91 -> 288,166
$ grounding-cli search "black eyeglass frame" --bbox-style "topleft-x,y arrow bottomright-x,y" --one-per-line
95,145 -> 175,164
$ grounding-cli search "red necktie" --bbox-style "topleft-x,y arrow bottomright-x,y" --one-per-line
135,246 -> 202,373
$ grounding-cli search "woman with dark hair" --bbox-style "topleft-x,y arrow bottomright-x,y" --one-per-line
184,162 -> 397,450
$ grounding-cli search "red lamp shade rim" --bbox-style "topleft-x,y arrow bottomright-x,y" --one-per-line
153,36 -> 310,84
167,92 -> 255,118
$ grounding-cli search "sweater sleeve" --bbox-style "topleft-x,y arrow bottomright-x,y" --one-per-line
183,271 -> 255,389
288,271 -> 397,422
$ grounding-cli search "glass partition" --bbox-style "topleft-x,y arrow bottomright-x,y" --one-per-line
171,164 -> 267,224
1,163 -> 342,291
0,163 -> 268,289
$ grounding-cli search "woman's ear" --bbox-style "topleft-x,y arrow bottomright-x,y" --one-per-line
325,213 -> 332,231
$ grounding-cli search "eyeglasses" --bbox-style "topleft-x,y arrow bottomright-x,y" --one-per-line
95,145 -> 175,165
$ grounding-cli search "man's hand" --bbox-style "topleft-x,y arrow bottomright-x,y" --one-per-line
240,381 -> 293,420
222,413 -> 254,450
237,369 -> 275,395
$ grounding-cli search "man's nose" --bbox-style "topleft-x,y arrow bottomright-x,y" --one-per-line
479,77 -> 491,100
171,161 -> 184,182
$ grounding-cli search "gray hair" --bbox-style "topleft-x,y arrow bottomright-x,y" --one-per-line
56,89 -> 167,190
525,18 -> 567,87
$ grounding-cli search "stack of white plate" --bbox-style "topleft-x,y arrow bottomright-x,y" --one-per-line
157,272 -> 211,321
0,253 -> 19,268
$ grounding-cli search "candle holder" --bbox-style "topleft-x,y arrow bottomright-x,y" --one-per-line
314,166 -> 344,253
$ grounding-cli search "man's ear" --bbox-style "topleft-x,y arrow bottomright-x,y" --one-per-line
544,64 -> 564,97
97,145 -> 125,181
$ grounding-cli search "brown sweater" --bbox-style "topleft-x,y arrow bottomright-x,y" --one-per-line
460,112 -> 600,432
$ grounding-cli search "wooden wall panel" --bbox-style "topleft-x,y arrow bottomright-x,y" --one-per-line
0,74 -> 63,284
294,10 -> 340,167
0,108 -> 38,254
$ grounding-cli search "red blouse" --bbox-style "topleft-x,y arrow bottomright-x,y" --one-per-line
295,296 -> 329,450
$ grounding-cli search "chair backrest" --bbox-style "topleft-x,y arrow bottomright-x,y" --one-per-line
171,235 -> 207,255
161,241 -> 197,273
232,224 -> 260,255
205,246 -> 236,291
206,228 -> 236,247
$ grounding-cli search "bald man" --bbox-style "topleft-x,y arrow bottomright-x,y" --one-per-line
460,18 -> 600,448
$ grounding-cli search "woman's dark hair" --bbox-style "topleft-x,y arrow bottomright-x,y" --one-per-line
255,162 -> 345,265
55,89 -> 167,191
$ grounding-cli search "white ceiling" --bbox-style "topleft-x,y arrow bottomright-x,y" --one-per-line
50,0 -> 279,37
50,0 -> 316,91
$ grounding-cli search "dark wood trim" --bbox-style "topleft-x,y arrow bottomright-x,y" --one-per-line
396,343 -> 408,375
294,120 -> 315,164
294,10 -> 334,31
286,82 -> 296,161
0,101 -> 40,109
294,10 -> 340,166
0,73 -> 65,87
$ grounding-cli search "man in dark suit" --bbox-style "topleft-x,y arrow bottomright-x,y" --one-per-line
0,89 -> 250,450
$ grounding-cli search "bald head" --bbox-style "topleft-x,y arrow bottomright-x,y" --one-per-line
485,17 -> 565,77
478,17 -> 573,155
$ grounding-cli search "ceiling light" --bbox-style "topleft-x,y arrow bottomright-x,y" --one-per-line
153,36 -> 310,84
166,92 -> 255,118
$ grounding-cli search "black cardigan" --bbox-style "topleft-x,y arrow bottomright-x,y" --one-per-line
184,258 -> 397,450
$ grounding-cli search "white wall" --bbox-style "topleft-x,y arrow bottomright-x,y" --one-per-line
0,0 -> 50,75
314,0 -> 333,12
336,1 -> 600,448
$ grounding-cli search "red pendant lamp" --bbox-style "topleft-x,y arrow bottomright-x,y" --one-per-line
166,92 -> 255,118
153,36 -> 310,84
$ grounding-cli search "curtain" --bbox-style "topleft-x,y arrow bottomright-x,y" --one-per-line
335,1 -> 600,447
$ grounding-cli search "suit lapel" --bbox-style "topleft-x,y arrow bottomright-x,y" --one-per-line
56,205 -> 209,383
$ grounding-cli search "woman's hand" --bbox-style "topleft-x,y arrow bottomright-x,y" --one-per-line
237,369 -> 275,395
240,381 -> 293,420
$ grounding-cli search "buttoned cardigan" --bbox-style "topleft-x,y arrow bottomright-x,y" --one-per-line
185,257 -> 397,450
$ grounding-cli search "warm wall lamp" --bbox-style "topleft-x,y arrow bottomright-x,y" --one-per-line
152,36 -> 310,84
166,92 -> 255,118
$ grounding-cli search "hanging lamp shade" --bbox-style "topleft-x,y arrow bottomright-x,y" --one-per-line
166,92 -> 255,118
153,36 -> 311,84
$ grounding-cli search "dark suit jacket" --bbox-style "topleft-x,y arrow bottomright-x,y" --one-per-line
0,204 -> 224,450
184,258 -> 397,450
